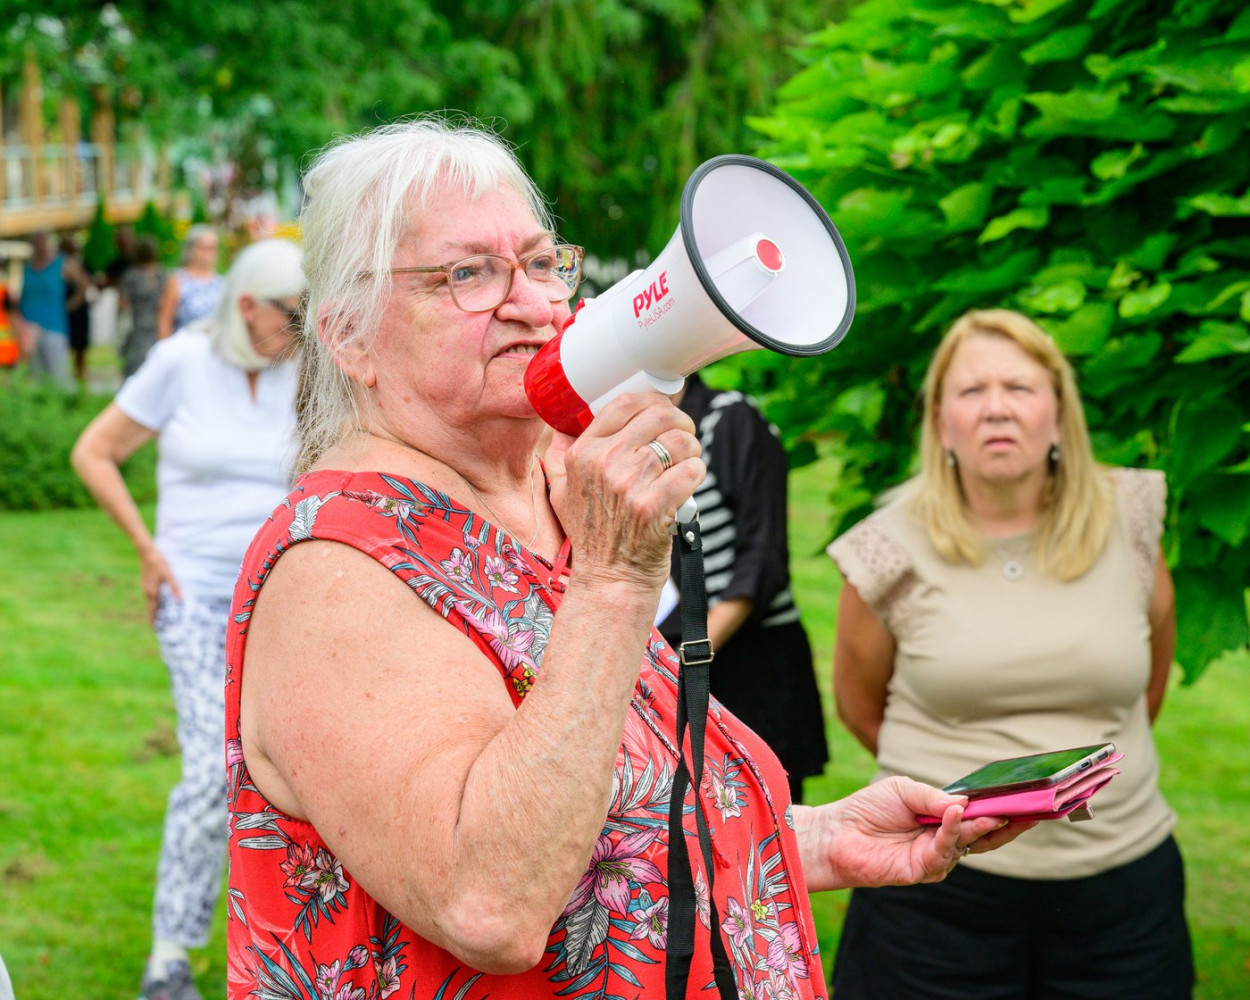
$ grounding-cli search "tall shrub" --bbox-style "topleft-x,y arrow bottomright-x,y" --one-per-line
134,200 -> 180,267
747,0 -> 1250,679
81,197 -> 115,277
0,379 -> 155,511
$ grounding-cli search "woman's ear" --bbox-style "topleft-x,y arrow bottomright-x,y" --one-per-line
316,302 -> 374,388
238,293 -> 259,327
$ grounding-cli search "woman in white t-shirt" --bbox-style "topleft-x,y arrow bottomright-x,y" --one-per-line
72,238 -> 305,1000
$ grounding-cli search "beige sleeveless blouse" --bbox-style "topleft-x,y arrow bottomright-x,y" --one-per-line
828,467 -> 1175,879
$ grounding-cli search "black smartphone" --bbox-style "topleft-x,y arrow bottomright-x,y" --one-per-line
942,743 -> 1117,799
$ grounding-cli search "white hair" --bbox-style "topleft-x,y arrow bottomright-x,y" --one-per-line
181,224 -> 218,264
209,238 -> 306,371
294,115 -> 556,475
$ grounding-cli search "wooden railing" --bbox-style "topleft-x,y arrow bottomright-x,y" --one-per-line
0,140 -> 169,238
0,55 -> 172,239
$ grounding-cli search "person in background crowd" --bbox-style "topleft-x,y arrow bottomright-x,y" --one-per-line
0,281 -> 19,369
118,236 -> 170,379
0,949 -> 14,1000
658,371 -> 829,804
71,238 -> 305,1000
101,224 -> 138,288
221,118 -> 1032,1000
59,234 -> 94,388
827,308 -> 1193,999
157,225 -> 223,339
13,230 -> 91,390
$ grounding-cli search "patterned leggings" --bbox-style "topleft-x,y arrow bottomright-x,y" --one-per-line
152,593 -> 231,947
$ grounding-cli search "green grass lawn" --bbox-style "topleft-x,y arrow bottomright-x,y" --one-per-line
1,467 -> 1248,997
0,506 -> 229,998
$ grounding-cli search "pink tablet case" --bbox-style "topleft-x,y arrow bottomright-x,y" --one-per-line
919,753 -> 1124,824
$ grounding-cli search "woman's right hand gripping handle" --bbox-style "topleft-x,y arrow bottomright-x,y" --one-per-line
544,390 -> 705,601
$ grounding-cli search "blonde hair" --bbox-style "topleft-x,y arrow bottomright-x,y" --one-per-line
209,238 -> 305,371
294,116 -> 556,476
906,308 -> 1113,581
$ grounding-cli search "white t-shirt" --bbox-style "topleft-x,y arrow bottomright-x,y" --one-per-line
116,330 -> 298,600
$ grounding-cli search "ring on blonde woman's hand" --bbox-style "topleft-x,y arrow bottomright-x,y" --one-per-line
647,439 -> 674,472
962,845 -> 971,857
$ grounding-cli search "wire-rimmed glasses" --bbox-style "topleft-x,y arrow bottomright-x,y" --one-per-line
383,244 -> 584,313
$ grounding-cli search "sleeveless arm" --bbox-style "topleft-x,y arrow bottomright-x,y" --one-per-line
831,580 -> 896,756
239,395 -> 705,975
156,273 -> 179,339
827,512 -> 912,756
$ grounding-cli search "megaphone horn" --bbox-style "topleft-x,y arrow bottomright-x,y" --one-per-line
524,154 -> 855,440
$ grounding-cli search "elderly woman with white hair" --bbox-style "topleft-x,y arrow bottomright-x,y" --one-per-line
72,237 -> 305,1000
157,223 -> 225,340
221,120 -> 1032,1000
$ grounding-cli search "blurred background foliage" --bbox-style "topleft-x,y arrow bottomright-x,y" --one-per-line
0,378 -> 155,510
1,0 -> 850,259
739,0 -> 1250,681
2,0 -> 1246,677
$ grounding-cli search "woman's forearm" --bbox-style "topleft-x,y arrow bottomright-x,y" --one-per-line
71,449 -> 155,556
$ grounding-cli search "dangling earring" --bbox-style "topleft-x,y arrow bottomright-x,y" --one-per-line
1049,443 -> 1061,467
946,449 -> 957,468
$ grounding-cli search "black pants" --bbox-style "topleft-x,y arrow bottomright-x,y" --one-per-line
831,836 -> 1194,1000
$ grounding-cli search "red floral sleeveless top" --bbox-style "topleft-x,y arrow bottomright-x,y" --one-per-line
226,470 -> 828,1000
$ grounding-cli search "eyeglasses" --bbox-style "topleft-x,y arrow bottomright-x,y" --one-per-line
264,299 -> 303,327
383,244 -> 584,313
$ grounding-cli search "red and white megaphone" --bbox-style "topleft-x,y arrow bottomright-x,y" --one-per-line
525,154 -> 855,521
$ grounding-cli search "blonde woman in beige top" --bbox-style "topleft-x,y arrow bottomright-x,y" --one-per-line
827,309 -> 1193,999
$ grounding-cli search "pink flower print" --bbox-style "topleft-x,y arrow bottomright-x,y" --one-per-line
226,738 -> 244,767
762,970 -> 800,1000
377,956 -> 401,999
722,896 -> 752,949
310,846 -> 349,901
334,986 -> 367,1000
630,895 -> 669,949
441,548 -> 474,584
315,960 -> 341,998
483,554 -> 520,593
463,529 -> 483,550
694,869 -> 711,929
281,842 -> 318,890
562,827 -> 664,916
765,923 -> 809,981
703,768 -> 743,821
479,608 -> 536,672
344,945 -> 369,970
370,495 -> 401,515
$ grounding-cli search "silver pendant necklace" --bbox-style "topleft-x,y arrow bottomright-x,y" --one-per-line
990,536 -> 1031,583
459,453 -> 542,549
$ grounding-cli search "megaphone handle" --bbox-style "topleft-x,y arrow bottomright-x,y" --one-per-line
676,496 -> 699,525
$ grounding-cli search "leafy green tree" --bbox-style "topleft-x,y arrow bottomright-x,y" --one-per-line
2,1 -> 845,259
81,197 -> 115,276
443,1 -> 850,259
133,200 -> 179,265
745,0 -> 1250,679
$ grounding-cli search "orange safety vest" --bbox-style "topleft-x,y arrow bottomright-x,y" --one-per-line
0,286 -> 19,366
